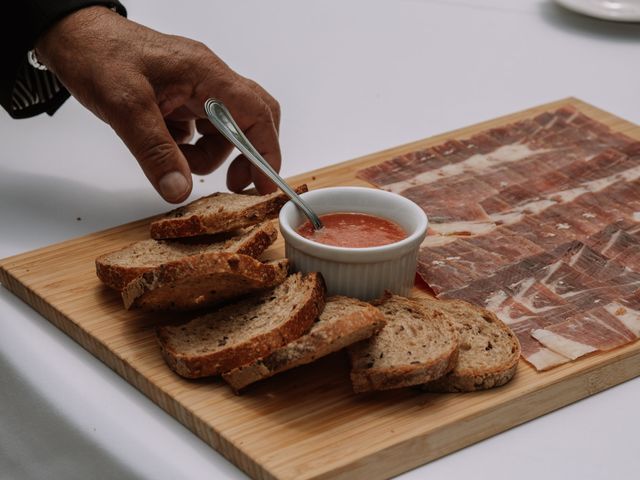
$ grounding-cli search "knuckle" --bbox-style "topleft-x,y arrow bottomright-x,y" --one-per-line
138,141 -> 176,171
235,86 -> 265,118
243,79 -> 280,122
248,101 -> 275,131
191,39 -> 211,54
188,39 -> 215,64
104,85 -> 151,114
101,89 -> 130,113
269,97 -> 281,120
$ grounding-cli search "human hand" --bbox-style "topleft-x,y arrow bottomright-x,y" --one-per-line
35,6 -> 281,203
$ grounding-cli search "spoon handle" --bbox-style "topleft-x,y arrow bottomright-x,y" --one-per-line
204,98 -> 323,230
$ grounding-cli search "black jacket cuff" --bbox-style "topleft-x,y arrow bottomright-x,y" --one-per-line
1,1 -> 127,119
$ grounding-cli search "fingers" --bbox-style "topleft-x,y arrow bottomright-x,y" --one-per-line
184,89 -> 282,194
245,80 -> 281,133
221,89 -> 281,194
166,119 -> 195,143
242,117 -> 281,194
181,136 -> 233,175
180,118 -> 233,175
226,155 -> 253,192
109,97 -> 192,203
195,68 -> 282,193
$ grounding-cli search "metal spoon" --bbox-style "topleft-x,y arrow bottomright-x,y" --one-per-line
204,98 -> 323,230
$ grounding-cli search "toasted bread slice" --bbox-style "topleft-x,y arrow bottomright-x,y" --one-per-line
150,185 -> 308,239
121,253 -> 288,310
156,272 -> 326,378
223,296 -> 386,391
418,297 -> 520,392
348,294 -> 459,393
96,222 -> 277,291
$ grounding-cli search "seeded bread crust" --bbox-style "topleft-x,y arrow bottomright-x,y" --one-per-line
156,272 -> 326,378
419,297 -> 521,392
349,294 -> 459,393
96,222 -> 278,291
121,253 -> 289,310
222,296 -> 386,392
150,185 -> 308,239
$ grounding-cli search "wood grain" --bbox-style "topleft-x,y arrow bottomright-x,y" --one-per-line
2,98 -> 640,480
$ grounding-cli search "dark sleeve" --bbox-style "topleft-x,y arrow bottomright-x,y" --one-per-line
1,0 -> 127,119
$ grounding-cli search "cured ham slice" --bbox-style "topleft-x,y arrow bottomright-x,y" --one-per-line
418,239 -> 507,293
379,144 -> 541,194
502,216 -> 573,250
420,233 -> 545,295
587,223 -> 640,274
511,320 -> 571,370
473,290 -> 572,370
358,149 -> 448,187
401,180 -> 496,223
532,303 -> 640,360
476,166 -> 529,191
357,106 -> 640,370
563,240 -> 639,284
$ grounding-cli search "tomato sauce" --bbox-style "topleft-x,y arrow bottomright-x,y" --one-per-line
297,212 -> 407,248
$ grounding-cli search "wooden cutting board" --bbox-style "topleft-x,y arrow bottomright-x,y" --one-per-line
2,97 -> 640,480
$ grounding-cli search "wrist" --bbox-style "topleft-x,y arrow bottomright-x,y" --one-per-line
34,5 -> 121,74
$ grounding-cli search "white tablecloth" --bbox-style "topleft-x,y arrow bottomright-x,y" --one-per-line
2,1 -> 639,478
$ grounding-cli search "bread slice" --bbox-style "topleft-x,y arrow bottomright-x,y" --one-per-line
121,253 -> 289,310
156,272 -> 326,378
348,294 -> 459,393
96,222 -> 277,291
222,296 -> 386,391
150,185 -> 308,239
418,297 -> 521,392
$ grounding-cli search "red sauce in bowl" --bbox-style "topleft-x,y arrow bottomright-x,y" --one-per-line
297,212 -> 407,248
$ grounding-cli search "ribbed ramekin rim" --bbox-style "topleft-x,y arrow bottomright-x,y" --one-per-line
278,186 -> 428,257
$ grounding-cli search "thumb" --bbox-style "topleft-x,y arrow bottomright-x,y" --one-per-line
109,99 -> 193,203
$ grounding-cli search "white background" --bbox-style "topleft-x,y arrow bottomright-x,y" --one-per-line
1,1 -> 640,478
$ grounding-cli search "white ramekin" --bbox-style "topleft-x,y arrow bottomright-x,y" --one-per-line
278,187 -> 428,300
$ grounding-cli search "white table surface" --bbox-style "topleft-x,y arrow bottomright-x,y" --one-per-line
2,1 -> 640,478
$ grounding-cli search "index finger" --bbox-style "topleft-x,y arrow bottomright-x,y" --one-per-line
197,82 -> 282,193
240,110 -> 282,194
